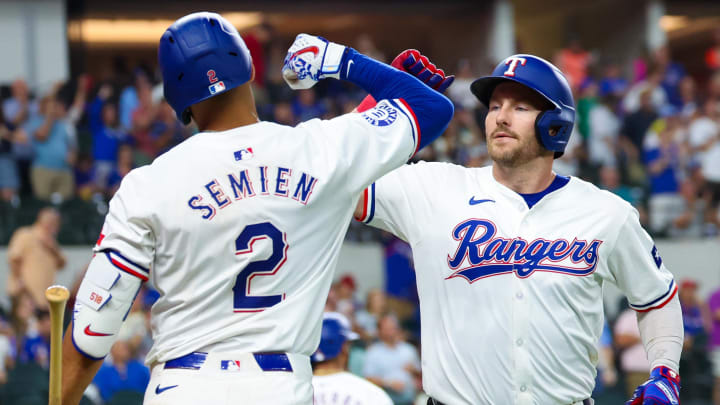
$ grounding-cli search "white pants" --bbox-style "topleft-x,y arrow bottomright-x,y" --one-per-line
144,352 -> 313,405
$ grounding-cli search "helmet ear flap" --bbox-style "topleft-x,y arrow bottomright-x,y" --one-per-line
534,107 -> 573,156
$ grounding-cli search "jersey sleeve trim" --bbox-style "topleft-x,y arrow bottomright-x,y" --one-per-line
356,183 -> 377,223
631,280 -> 678,312
104,249 -> 149,282
390,98 -> 420,157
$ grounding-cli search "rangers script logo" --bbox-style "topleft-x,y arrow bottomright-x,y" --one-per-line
447,219 -> 602,282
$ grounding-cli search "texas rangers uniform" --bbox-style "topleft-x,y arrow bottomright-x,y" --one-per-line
88,101 -> 420,404
313,371 -> 393,405
357,162 -> 677,405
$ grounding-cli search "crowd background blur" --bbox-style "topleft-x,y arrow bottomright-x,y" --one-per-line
0,0 -> 719,404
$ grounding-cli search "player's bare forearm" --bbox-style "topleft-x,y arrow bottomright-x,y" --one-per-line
61,324 -> 103,405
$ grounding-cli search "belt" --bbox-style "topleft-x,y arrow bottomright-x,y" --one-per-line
427,397 -> 593,405
164,351 -> 294,372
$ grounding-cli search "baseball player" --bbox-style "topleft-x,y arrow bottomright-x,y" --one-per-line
355,55 -> 684,405
60,12 -> 454,405
311,312 -> 393,405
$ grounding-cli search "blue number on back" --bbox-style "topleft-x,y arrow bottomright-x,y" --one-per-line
233,222 -> 287,312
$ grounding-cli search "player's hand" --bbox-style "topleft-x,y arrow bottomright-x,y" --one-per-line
355,49 -> 454,113
626,366 -> 680,405
282,34 -> 347,90
391,49 -> 454,92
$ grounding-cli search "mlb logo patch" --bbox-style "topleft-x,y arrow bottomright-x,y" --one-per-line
208,81 -> 226,95
234,147 -> 254,161
220,360 -> 242,371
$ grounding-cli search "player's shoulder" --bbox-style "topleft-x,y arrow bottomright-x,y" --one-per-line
335,372 -> 393,402
391,160 -> 482,179
566,175 -> 634,216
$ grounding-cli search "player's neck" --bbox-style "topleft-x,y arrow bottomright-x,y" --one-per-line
492,158 -> 555,194
313,367 -> 345,376
313,359 -> 346,376
192,83 -> 260,132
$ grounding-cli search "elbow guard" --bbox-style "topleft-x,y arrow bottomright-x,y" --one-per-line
71,250 -> 146,359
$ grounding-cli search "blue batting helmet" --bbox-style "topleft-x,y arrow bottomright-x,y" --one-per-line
471,54 -> 575,157
158,12 -> 253,125
311,312 -> 359,363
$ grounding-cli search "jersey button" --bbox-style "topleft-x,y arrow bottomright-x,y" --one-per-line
516,338 -> 524,346
520,385 -> 527,392
515,291 -> 523,299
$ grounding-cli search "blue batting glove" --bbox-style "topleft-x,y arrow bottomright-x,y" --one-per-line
626,366 -> 680,405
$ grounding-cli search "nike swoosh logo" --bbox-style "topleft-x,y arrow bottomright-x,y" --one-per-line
347,59 -> 354,76
289,46 -> 320,60
83,325 -> 113,337
155,384 -> 179,395
469,197 -> 495,205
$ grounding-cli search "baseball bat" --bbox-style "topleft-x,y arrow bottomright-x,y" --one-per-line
46,285 -> 70,405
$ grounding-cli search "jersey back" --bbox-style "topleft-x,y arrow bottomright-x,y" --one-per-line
96,101 -> 418,364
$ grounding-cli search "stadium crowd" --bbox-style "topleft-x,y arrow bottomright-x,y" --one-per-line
1,26 -> 720,404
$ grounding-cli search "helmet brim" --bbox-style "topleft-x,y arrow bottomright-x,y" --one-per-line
470,76 -> 516,108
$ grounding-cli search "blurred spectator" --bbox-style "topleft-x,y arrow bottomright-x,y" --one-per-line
614,307 -> 650,399
355,288 -> 388,342
91,339 -> 150,403
130,76 -> 158,165
588,93 -> 621,168
88,83 -> 128,190
74,153 -> 96,201
312,312 -> 393,405
107,143 -> 135,196
447,59 -> 479,110
555,37 -> 592,92
594,321 -> 618,395
6,207 -> 66,307
119,69 -> 150,131
24,89 -> 77,201
363,314 -> 421,405
643,110 -> 687,235
706,28 -> 720,72
678,76 -> 698,118
2,78 -> 38,129
271,101 -> 294,125
242,22 -> 274,88
382,235 -> 417,322
553,127 -> 583,177
0,104 -> 20,203
598,165 -> 642,207
691,99 -> 720,232
623,67 -> 667,114
20,309 -> 50,368
0,320 -> 14,384
150,100 -> 192,156
335,274 -> 359,319
678,278 -> 713,400
292,89 -> 327,123
619,89 -> 658,184
576,79 -> 598,141
599,62 -> 629,98
708,285 -> 720,405
9,291 -> 37,349
653,45 -> 686,108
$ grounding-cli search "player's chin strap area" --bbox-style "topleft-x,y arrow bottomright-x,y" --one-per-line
427,397 -> 594,405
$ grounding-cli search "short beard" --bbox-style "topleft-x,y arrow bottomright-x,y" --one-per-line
488,129 -> 548,167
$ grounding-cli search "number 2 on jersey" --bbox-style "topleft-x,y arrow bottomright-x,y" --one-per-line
233,222 -> 287,312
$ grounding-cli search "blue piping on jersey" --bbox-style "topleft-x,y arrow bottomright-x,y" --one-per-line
519,175 -> 570,209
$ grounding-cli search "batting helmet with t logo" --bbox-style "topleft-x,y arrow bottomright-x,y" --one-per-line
470,55 -> 575,158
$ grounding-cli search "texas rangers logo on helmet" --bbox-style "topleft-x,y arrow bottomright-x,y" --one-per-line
503,57 -> 527,77
446,219 -> 602,282
362,102 -> 398,127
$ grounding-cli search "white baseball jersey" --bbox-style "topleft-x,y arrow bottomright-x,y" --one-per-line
94,98 -> 419,365
312,372 -> 393,405
357,162 -> 676,405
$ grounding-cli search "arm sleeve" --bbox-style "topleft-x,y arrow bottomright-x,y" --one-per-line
637,295 -> 683,372
606,208 -> 677,312
95,168 -> 155,273
340,49 -> 454,150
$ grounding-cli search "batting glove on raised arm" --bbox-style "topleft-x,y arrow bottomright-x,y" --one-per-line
391,49 -> 454,92
626,366 -> 680,405
355,49 -> 454,112
282,34 -> 347,90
